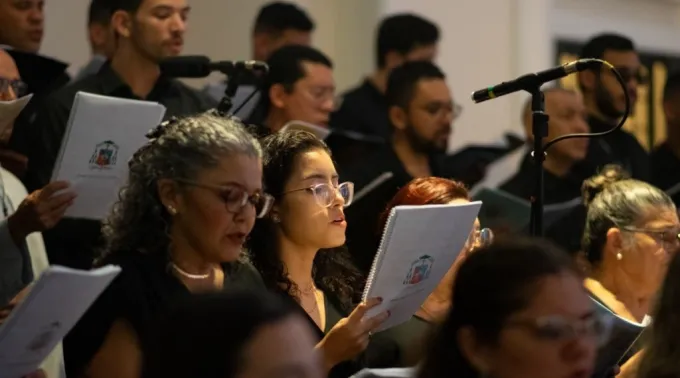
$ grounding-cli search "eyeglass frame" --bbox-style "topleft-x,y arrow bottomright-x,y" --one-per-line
620,226 -> 680,250
0,77 -> 28,98
505,313 -> 613,346
175,179 -> 274,218
282,181 -> 354,208
466,227 -> 494,251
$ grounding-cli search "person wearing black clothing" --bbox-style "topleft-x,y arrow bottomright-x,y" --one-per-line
21,0 -> 215,269
500,88 -> 590,204
202,1 -> 315,119
64,113 -> 272,378
651,71 -> 680,203
331,14 -> 439,140
248,44 -> 383,170
342,61 -> 461,274
247,130 -> 393,378
576,33 -> 650,181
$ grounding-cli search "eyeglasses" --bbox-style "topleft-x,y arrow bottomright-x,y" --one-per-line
621,226 -> 680,250
506,314 -> 612,346
177,180 -> 274,218
0,78 -> 28,98
283,182 -> 354,208
465,227 -> 494,251
453,103 -> 463,120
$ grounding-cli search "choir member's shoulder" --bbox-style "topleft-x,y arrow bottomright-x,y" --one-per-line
223,254 -> 266,290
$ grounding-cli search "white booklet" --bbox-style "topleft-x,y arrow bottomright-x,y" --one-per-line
362,202 -> 482,331
50,92 -> 166,220
0,265 -> 121,378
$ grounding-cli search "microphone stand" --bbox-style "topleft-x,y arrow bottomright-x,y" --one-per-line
527,86 -> 549,237
216,71 -> 243,116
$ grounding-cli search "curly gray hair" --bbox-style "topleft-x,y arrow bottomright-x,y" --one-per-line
99,111 -> 262,261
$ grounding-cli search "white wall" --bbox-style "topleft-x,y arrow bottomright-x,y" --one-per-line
41,0 -> 378,92
39,0 -> 680,153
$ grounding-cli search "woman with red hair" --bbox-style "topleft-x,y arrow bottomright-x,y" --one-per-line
371,177 -> 492,367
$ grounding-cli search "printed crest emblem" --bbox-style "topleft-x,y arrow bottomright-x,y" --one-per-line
89,140 -> 119,169
403,254 -> 434,285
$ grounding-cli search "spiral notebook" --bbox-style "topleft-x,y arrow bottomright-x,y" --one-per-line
361,202 -> 482,331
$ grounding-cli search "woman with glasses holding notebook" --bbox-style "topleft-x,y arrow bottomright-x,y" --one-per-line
579,164 -> 679,375
64,113 -> 273,378
368,177 -> 493,367
247,130 -> 391,378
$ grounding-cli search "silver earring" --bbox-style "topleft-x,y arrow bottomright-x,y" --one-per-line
616,252 -> 623,261
167,206 -> 177,215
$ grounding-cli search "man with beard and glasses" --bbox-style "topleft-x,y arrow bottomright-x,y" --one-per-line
341,61 -> 462,273
21,0 -> 215,270
576,33 -> 650,181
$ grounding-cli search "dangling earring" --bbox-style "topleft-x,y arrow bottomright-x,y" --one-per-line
616,252 -> 623,261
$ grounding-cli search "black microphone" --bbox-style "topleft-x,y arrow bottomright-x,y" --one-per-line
159,55 -> 269,78
471,59 -> 601,103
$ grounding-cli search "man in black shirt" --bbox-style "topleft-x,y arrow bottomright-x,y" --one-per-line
202,2 -> 315,119
576,33 -> 650,180
652,71 -> 680,203
501,88 -> 590,204
252,44 -> 334,133
23,0 -> 215,269
330,14 -> 439,140
0,0 -> 71,159
342,61 -> 460,273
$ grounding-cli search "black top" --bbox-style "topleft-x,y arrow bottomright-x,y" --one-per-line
372,315 -> 432,367
330,79 -> 390,140
5,49 -> 71,175
500,153 -> 585,205
284,291 -> 398,378
651,141 -> 680,205
18,62 -> 216,269
63,251 -> 264,378
579,116 -> 650,181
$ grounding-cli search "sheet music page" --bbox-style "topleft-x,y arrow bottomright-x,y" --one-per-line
0,265 -> 121,378
50,92 -> 166,220
363,202 -> 482,331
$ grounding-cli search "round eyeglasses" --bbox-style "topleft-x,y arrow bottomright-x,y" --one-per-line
506,313 -> 613,346
0,78 -> 28,98
177,180 -> 274,218
283,182 -> 354,208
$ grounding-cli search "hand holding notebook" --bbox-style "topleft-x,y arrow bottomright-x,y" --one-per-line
361,202 -> 482,331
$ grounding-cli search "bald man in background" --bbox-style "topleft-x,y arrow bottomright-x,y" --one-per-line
500,88 -> 591,204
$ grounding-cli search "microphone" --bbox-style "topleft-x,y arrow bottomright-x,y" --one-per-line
471,59 -> 601,103
159,55 -> 269,78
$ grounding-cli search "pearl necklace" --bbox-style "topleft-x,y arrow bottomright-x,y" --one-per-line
172,263 -> 211,280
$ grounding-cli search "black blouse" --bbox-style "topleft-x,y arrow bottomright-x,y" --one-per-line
63,251 -> 264,377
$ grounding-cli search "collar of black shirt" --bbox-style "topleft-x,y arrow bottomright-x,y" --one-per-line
97,61 -> 177,100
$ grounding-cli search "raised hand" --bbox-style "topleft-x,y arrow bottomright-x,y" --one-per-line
317,297 -> 390,371
7,181 -> 76,242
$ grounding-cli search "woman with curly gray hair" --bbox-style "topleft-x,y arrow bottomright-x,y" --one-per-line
63,112 -> 273,378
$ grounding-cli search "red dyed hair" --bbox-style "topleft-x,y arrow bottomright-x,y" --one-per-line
378,177 -> 470,232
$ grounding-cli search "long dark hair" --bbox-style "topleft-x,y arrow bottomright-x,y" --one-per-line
417,237 -> 580,378
246,130 -> 363,312
636,248 -> 680,378
143,290 -> 296,378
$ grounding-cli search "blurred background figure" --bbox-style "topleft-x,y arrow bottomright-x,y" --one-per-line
417,237 -> 603,378
73,0 -> 116,82
143,290 -> 323,378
